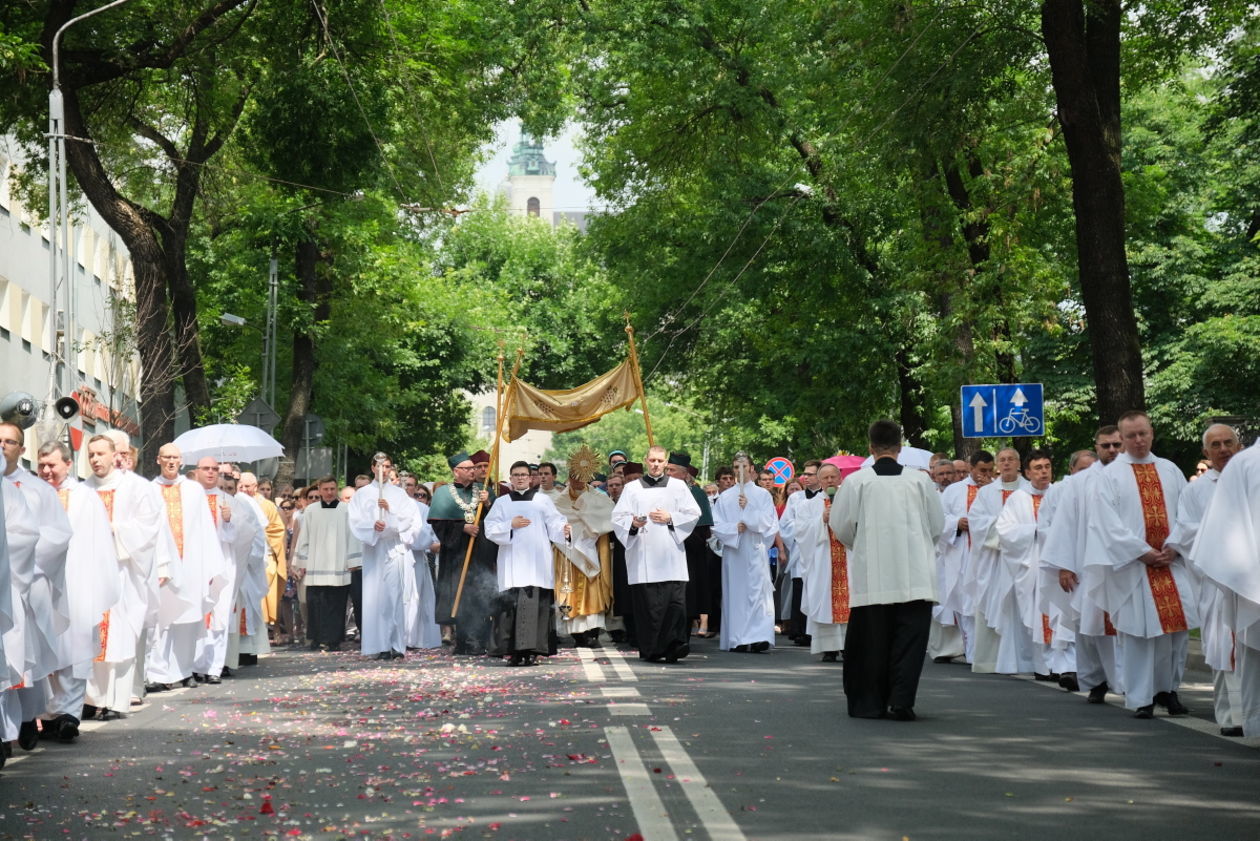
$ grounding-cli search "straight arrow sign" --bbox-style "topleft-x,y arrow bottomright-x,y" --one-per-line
1011,387 -> 1028,407
969,391 -> 987,432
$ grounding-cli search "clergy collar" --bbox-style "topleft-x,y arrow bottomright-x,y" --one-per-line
154,475 -> 181,485
872,456 -> 903,476
321,499 -> 339,508
640,473 -> 668,488
1000,478 -> 1022,490
509,488 -> 537,501
805,488 -> 821,499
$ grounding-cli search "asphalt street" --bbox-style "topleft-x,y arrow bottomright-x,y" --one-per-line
2,636 -> 1257,841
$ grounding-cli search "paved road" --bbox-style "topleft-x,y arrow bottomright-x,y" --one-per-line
3,637 -> 1257,841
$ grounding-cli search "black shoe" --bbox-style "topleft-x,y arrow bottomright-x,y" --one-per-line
1087,683 -> 1108,704
1134,704 -> 1155,719
18,720 -> 39,750
98,709 -> 124,721
239,653 -> 258,666
821,651 -> 839,663
178,676 -> 198,688
792,635 -> 812,647
392,650 -> 405,660
932,655 -> 954,664
1155,691 -> 1188,716
750,641 -> 770,653
220,666 -> 233,678
204,674 -> 222,685
1034,672 -> 1056,682
609,630 -> 626,644
1220,726 -> 1245,737
888,706 -> 917,721
145,682 -> 171,693
664,643 -> 689,663
81,704 -> 98,720
733,644 -> 750,653
1058,672 -> 1080,692
56,715 -> 80,742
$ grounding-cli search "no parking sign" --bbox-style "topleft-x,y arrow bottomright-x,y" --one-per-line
764,456 -> 794,485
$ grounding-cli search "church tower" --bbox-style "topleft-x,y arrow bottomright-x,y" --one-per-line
505,134 -> 556,224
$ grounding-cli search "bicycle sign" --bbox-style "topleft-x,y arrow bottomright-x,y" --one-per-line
960,383 -> 1045,438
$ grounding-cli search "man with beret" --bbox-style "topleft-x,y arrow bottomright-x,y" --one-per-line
429,452 -> 497,654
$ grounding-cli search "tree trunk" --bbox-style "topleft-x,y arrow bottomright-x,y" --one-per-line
276,236 -> 328,488
61,88 -> 176,473
1042,0 -> 1144,424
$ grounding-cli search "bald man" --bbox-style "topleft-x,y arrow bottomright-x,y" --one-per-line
1170,424 -> 1241,733
147,445 -> 224,691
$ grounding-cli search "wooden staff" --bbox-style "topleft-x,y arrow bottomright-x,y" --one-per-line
624,314 -> 654,448
452,346 -> 524,618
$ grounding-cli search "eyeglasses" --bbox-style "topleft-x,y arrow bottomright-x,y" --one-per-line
306,494 -> 319,501
280,503 -> 295,510
0,438 -> 22,446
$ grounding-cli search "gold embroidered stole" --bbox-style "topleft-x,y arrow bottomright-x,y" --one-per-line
160,482 -> 185,558
824,498 -> 850,624
95,488 -> 117,662
1131,463 -> 1187,633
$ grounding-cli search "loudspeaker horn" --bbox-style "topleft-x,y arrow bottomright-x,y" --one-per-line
0,391 -> 38,430
54,396 -> 80,420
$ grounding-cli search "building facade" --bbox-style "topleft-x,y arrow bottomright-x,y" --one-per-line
0,145 -> 140,473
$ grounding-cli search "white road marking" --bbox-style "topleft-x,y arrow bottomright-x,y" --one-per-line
600,686 -> 640,697
650,726 -> 748,841
606,726 -> 680,841
575,647 -> 606,682
608,703 -> 651,716
602,648 -> 639,682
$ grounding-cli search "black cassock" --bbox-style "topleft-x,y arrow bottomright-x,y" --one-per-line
489,586 -> 558,657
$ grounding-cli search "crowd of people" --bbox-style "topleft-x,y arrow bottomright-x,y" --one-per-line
2,408 -> 1257,772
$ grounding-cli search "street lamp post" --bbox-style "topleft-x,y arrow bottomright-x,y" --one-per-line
220,256 -> 279,408
47,0 -> 136,411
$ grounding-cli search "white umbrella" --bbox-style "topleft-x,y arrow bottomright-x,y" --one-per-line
173,423 -> 284,464
861,445 -> 934,471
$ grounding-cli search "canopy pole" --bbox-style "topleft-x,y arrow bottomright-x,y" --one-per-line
624,314 -> 654,448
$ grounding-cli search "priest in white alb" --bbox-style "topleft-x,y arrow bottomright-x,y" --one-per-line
36,440 -> 119,741
995,450 -> 1059,680
713,453 -> 778,653
349,453 -> 421,661
1169,424 -> 1244,735
148,443 -> 222,691
1040,426 -> 1124,703
966,448 -> 1035,674
794,463 -> 849,661
485,461 -> 571,665
0,422 -> 72,752
403,492 -> 441,650
1084,411 -> 1197,718
294,476 -> 361,651
1190,436 -> 1260,736
82,434 -> 166,721
933,451 -> 994,664
190,457 -> 239,683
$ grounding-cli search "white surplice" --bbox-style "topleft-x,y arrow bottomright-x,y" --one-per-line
49,479 -> 120,677
713,482 -> 778,650
936,478 -> 980,624
232,492 -> 271,657
611,478 -> 701,584
0,481 -> 39,739
485,490 -> 568,591
349,481 -> 421,656
829,466 -> 943,607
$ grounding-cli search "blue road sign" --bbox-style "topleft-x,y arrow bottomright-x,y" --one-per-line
764,457 -> 795,485
960,383 -> 1044,438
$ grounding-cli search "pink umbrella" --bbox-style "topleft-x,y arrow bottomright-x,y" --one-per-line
824,454 -> 866,478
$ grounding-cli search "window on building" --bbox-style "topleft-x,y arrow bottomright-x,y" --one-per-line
481,405 -> 495,434
527,197 -> 540,217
